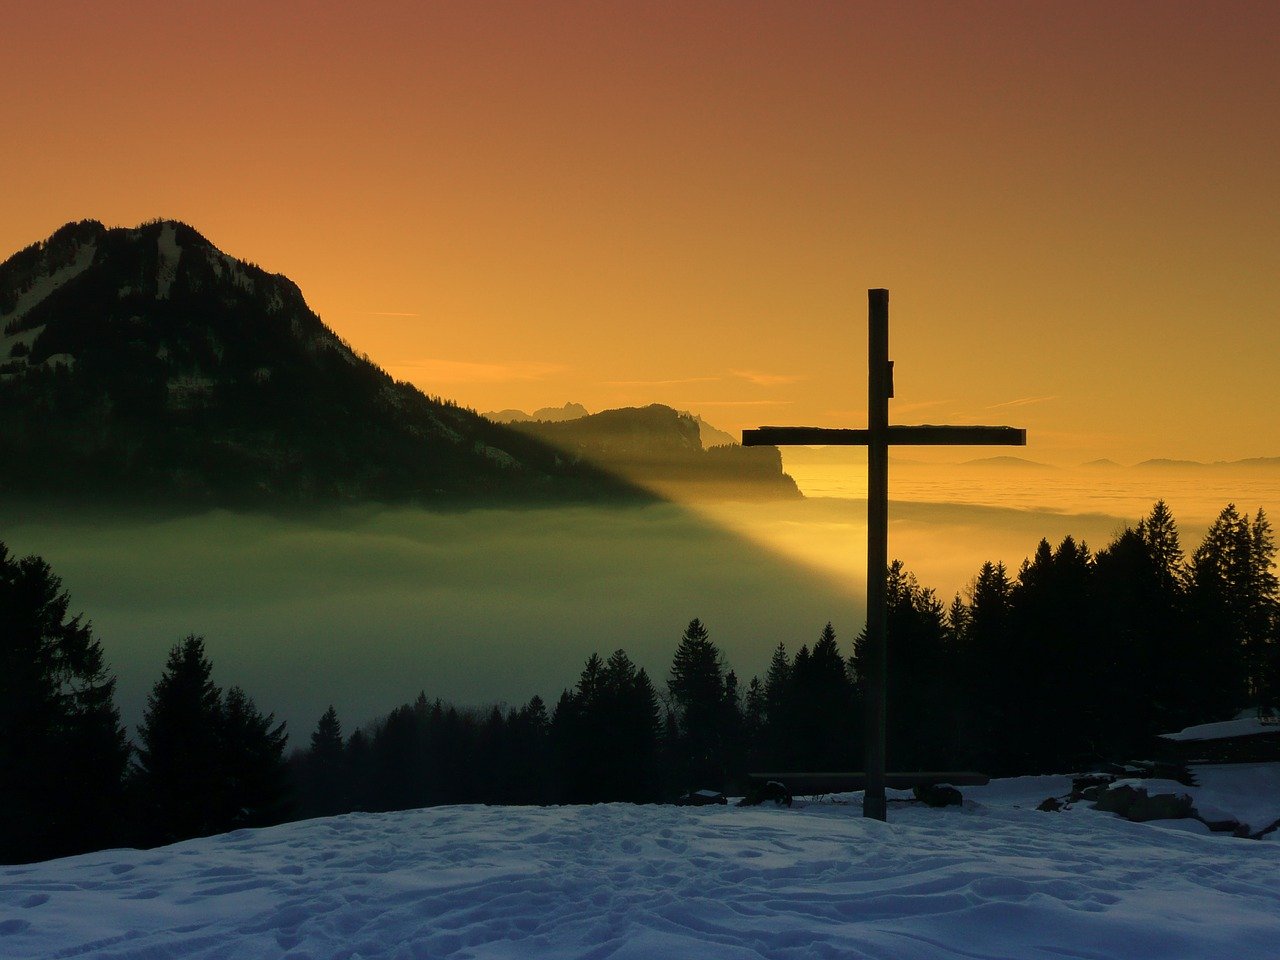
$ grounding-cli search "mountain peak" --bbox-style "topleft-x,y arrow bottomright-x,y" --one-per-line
1,219 -> 341,382
0,221 -> 641,506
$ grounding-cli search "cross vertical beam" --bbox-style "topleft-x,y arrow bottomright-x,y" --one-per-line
741,288 -> 1026,822
864,288 -> 890,821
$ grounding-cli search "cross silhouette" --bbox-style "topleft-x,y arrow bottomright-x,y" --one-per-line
743,289 -> 1026,821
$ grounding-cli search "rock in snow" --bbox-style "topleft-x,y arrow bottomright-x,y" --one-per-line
2,775 -> 1279,959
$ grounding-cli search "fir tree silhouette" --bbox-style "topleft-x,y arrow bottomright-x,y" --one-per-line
0,541 -> 129,863
135,635 -> 225,844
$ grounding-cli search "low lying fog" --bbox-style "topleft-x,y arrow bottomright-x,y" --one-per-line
4,469 -> 1267,744
2,504 -> 860,740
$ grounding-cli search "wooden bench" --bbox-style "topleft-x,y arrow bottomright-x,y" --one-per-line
747,771 -> 989,799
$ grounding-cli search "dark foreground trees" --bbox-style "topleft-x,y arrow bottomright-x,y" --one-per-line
134,635 -> 290,845
758,624 -> 860,774
319,692 -> 555,811
293,705 -> 348,817
0,541 -> 130,863
667,619 -> 743,791
921,501 -> 1280,775
552,650 -> 663,802
1,542 -> 292,863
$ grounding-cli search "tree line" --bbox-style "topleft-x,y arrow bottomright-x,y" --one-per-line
0,568 -> 288,865
3,500 -> 1276,864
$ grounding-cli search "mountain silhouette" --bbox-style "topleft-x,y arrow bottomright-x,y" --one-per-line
956,456 -> 1056,470
1136,457 -> 1280,471
483,402 -> 590,424
508,404 -> 801,501
0,220 -> 642,506
486,403 -> 742,452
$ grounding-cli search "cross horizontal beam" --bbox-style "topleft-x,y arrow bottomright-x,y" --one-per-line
742,425 -> 1027,447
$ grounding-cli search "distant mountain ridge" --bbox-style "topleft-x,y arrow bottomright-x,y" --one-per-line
0,220 -> 640,505
957,456 -> 1056,470
778,446 -> 1279,470
687,414 -> 739,450
483,402 -> 590,424
1136,457 -> 1280,470
507,404 -> 801,501
486,403 -> 741,451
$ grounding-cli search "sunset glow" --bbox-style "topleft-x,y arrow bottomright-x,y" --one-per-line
4,1 -> 1277,464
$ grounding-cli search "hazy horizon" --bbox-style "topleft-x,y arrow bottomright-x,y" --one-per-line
4,454 -> 1274,745
1,502 -> 859,742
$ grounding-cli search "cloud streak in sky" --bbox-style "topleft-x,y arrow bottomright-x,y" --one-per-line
676,399 -> 795,408
389,359 -> 567,383
986,396 -> 1058,409
603,377 -> 721,387
731,370 -> 803,387
893,399 -> 956,416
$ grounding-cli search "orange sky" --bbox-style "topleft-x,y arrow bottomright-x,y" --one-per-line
4,1 -> 1277,465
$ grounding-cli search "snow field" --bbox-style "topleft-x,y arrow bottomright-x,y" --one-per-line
4,775 -> 1279,960
0,241 -> 97,327
155,223 -> 182,300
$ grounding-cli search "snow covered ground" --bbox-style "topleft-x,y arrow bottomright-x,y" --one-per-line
3,774 -> 1279,960
1162,715 -> 1280,741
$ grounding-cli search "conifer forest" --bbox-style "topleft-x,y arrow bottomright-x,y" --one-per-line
3,501 -> 1277,865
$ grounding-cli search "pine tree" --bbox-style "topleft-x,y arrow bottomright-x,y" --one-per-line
1008,537 -> 1094,772
669,619 -> 721,717
549,688 -> 576,796
970,561 -> 1013,637
1092,513 -> 1190,754
1248,509 -> 1279,708
763,642 -> 791,724
312,705 -> 344,760
134,636 -> 291,841
369,699 -> 425,811
299,705 -> 347,817
135,635 -> 225,844
344,728 -> 373,811
219,686 -> 289,827
877,564 -> 951,768
507,695 -> 551,804
601,649 -> 663,801
477,704 -> 511,802
960,560 -> 1014,770
792,623 -> 859,771
945,594 -> 971,645
1251,509 -> 1279,600
550,650 -> 662,802
743,676 -> 766,756
522,694 -> 549,731
721,668 -> 747,781
667,619 -> 735,791
759,642 -> 793,766
0,542 -> 129,863
1138,500 -> 1186,595
1187,505 -> 1254,716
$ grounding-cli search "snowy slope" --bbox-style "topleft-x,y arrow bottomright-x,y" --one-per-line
0,238 -> 96,327
3,776 -> 1279,960
1162,717 -> 1279,741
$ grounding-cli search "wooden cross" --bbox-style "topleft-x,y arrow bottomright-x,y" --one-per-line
742,289 -> 1026,821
